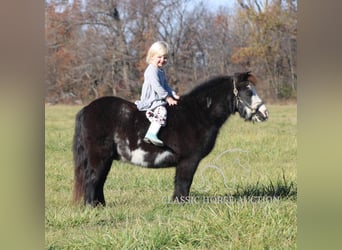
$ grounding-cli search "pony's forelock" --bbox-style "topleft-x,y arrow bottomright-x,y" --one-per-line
247,73 -> 258,86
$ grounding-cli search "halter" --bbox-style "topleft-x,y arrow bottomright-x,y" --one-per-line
233,78 -> 264,116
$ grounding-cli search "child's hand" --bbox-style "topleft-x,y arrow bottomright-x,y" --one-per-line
166,96 -> 178,106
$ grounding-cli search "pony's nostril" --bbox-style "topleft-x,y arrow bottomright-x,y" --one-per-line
253,109 -> 269,122
264,110 -> 269,119
258,105 -> 269,120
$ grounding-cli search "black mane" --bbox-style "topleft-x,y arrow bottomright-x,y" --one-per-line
184,76 -> 231,97
180,76 -> 233,105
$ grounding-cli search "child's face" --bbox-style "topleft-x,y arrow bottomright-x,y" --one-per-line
151,53 -> 168,68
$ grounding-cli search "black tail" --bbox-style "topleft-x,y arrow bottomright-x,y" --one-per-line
72,108 -> 86,204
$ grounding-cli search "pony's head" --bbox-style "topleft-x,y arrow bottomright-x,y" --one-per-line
233,72 -> 269,122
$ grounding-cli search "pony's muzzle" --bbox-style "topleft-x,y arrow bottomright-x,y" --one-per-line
252,104 -> 269,122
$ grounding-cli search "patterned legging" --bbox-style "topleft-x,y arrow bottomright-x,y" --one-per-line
146,106 -> 167,126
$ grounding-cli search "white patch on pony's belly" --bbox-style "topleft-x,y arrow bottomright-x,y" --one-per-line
131,148 -> 148,167
116,142 -> 130,161
154,151 -> 173,165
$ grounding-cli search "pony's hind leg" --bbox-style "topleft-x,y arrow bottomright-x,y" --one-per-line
84,152 -> 113,207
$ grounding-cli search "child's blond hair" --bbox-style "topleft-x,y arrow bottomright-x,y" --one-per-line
146,41 -> 169,64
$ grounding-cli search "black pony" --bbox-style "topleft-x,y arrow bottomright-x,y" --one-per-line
72,72 -> 269,206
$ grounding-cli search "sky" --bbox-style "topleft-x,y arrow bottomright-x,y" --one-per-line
52,0 -> 237,14
184,0 -> 237,14
207,0 -> 235,9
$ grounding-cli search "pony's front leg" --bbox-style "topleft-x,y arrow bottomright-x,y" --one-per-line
172,159 -> 200,202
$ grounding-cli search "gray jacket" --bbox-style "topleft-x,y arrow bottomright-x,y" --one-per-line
135,64 -> 174,111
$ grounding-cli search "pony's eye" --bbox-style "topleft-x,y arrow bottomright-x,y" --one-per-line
242,85 -> 253,96
249,87 -> 255,95
246,85 -> 256,96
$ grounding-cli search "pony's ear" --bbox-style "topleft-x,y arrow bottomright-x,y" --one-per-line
247,72 -> 257,86
234,71 -> 255,83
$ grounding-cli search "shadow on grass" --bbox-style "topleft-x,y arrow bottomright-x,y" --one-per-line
192,174 -> 297,202
231,178 -> 297,200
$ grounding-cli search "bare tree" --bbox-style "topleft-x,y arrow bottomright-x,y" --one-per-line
45,0 -> 297,103
232,0 -> 297,99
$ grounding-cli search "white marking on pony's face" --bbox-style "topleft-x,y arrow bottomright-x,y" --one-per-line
238,84 -> 268,122
244,107 -> 253,119
131,148 -> 148,167
248,85 -> 269,121
243,94 -> 261,119
250,88 -> 263,110
154,151 -> 173,165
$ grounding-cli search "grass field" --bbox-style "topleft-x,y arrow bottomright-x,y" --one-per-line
45,104 -> 297,249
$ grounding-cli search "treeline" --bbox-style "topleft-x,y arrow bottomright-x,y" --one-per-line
45,0 -> 297,104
